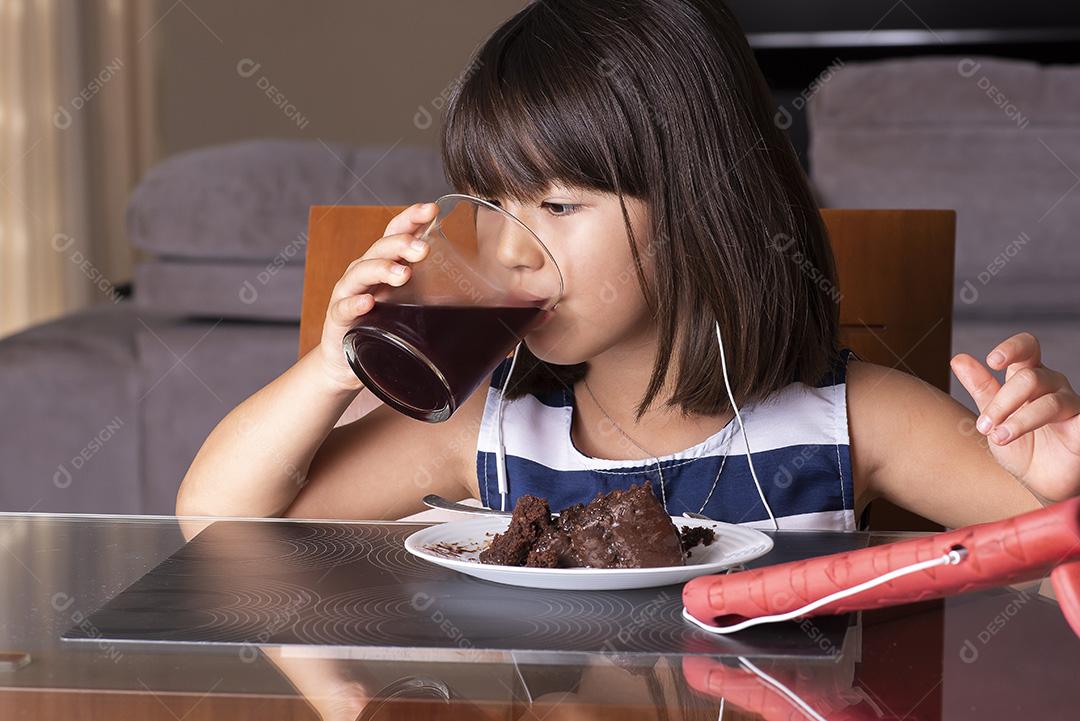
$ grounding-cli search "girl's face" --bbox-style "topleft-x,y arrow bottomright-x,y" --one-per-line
485,184 -> 654,365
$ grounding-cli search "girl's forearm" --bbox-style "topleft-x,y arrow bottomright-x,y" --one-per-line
176,348 -> 361,518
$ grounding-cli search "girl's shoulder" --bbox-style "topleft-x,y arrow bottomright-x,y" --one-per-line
842,351 -> 931,398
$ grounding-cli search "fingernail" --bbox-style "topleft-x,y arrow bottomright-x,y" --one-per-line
391,264 -> 406,275
976,415 -> 992,434
991,426 -> 1010,443
988,351 -> 1006,367
410,239 -> 427,251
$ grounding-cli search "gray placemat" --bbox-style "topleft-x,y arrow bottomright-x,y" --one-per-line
62,521 -> 867,661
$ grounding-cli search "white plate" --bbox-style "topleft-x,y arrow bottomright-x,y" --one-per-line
404,516 -> 773,590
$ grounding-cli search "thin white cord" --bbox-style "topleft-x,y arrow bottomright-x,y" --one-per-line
497,321 -> 776,525
714,320 -> 778,531
683,548 -> 966,634
736,656 -> 829,721
495,341 -> 523,512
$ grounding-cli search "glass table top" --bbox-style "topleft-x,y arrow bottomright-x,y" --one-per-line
0,511 -> 1077,720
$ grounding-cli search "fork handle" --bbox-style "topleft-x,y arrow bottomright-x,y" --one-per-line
421,495 -> 512,516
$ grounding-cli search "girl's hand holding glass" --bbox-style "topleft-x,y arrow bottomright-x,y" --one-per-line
315,202 -> 437,392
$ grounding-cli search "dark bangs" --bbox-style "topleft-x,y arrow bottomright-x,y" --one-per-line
441,4 -> 650,204
440,0 -> 840,419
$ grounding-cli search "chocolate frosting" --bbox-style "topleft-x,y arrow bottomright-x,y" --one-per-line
479,481 -> 692,569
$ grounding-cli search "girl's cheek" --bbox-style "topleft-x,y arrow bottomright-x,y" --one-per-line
554,210 -> 645,306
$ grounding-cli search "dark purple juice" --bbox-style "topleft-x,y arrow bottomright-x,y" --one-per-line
343,301 -> 551,422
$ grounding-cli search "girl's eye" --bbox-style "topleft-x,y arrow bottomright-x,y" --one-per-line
479,198 -> 578,217
541,201 -> 579,217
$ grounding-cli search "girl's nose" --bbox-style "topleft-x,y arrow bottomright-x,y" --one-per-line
495,223 -> 546,272
477,205 -> 546,272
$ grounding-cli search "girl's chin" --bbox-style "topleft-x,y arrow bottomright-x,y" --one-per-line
524,335 -> 582,366
524,312 -> 591,364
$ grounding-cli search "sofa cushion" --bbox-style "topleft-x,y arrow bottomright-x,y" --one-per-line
809,56 -> 1080,128
809,56 -> 1080,317
0,303 -> 142,513
127,139 -> 452,262
135,316 -> 299,515
135,258 -> 305,322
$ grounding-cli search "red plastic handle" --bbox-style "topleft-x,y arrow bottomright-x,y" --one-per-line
684,497 -> 1080,633
1052,559 -> 1080,637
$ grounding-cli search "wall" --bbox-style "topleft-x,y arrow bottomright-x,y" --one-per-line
150,0 -> 528,157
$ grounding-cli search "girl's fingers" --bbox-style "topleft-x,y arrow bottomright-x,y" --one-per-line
950,353 -> 1001,414
330,236 -> 427,302
987,331 -> 1041,380
328,293 -> 373,327
330,258 -> 410,303
976,366 -> 1063,435
383,202 -> 439,238
989,391 -> 1080,445
366,232 -> 430,265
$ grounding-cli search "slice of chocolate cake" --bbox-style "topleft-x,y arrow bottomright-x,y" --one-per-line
480,480 -> 710,569
476,494 -> 553,566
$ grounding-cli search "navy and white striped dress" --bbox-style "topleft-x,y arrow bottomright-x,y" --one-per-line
475,347 -> 863,531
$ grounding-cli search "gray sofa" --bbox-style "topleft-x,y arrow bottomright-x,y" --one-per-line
809,56 -> 1080,409
0,140 -> 450,514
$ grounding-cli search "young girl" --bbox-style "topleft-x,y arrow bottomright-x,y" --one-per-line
177,0 -> 1080,534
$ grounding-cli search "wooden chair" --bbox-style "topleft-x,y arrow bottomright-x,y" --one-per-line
825,209 -> 955,531
300,205 -> 956,531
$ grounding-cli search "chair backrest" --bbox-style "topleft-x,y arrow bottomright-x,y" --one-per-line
299,206 -> 956,529
824,209 -> 955,532
299,205 -> 403,358
825,209 -> 955,396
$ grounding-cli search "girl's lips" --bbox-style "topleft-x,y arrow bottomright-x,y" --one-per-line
512,289 -> 549,304
533,304 -> 557,329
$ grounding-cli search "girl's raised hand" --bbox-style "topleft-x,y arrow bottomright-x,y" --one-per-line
315,202 -> 437,391
951,332 -> 1080,503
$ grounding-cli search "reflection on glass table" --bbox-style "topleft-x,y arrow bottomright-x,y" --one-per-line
0,512 -> 1077,720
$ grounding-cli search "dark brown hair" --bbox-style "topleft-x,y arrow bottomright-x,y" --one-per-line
440,0 -> 839,420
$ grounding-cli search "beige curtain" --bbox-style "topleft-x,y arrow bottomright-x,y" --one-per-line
0,0 -> 157,338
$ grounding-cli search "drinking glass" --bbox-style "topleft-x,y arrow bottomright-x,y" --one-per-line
343,194 -> 563,422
